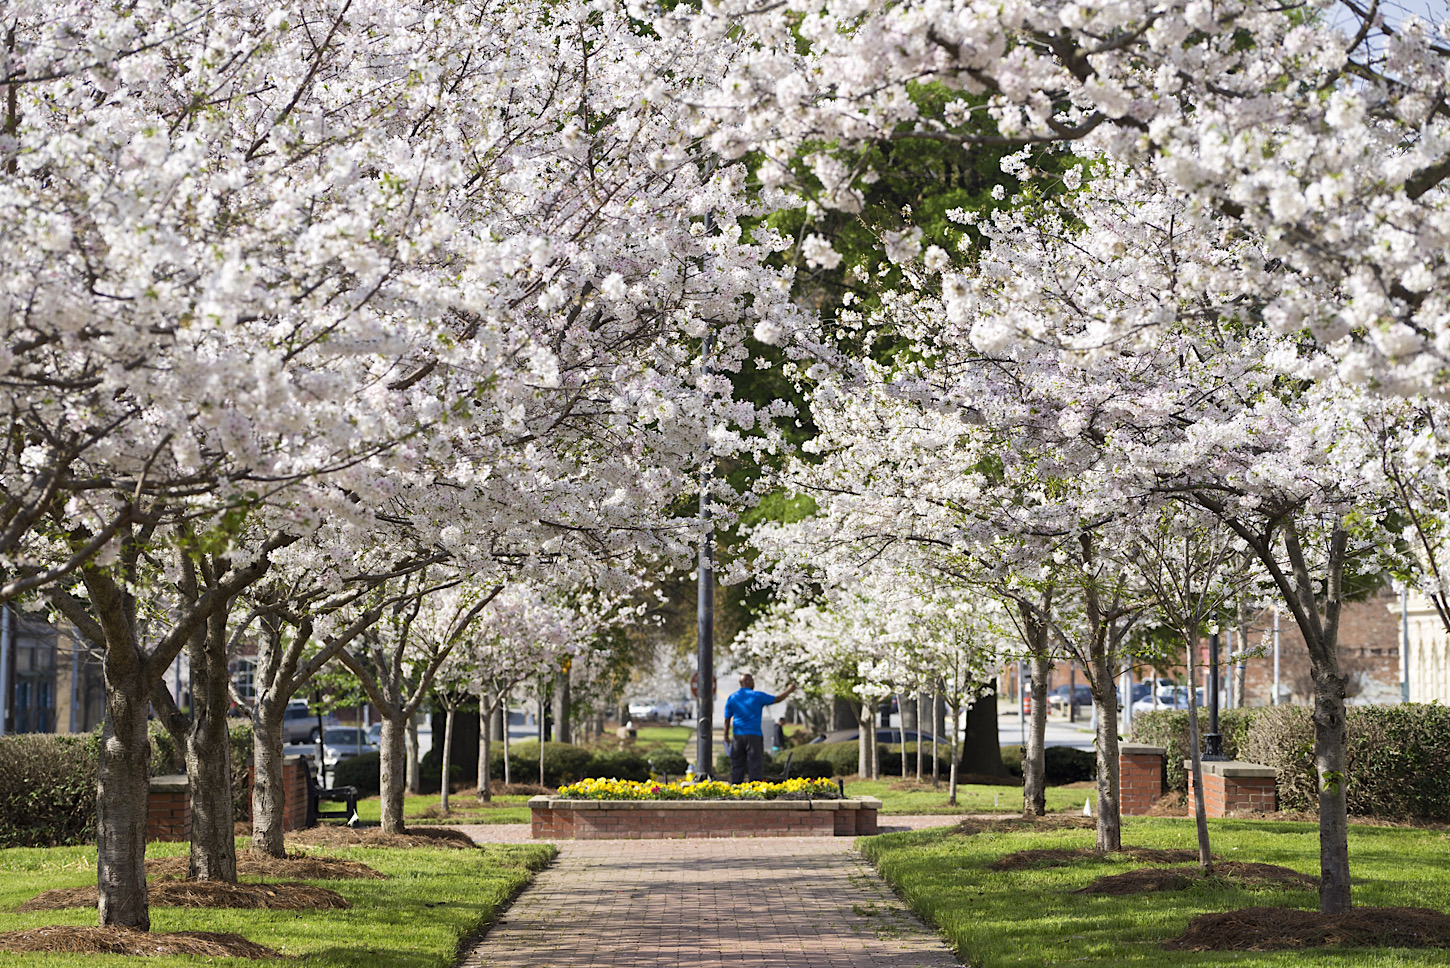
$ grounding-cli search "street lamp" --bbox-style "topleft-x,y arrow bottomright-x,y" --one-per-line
1203,630 -> 1226,761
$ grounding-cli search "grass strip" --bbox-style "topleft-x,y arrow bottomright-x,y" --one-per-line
0,837 -> 554,967
858,816 -> 1450,967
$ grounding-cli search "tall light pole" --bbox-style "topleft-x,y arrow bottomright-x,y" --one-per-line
695,328 -> 715,778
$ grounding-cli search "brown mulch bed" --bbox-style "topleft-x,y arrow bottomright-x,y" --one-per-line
147,851 -> 387,881
1079,862 -> 1318,896
0,926 -> 280,959
952,815 -> 1096,836
1166,906 -> 1450,951
284,824 -> 477,849
992,847 -> 1208,871
19,881 -> 349,912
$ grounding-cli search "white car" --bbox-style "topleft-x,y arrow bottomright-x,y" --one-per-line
318,726 -> 378,769
628,698 -> 673,721
1131,687 -> 1204,714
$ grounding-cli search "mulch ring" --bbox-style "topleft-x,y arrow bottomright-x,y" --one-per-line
147,850 -> 387,881
993,847 -> 1207,871
18,881 -> 348,912
1166,906 -> 1450,951
0,926 -> 280,959
284,824 -> 477,849
1079,862 -> 1318,896
952,815 -> 1096,837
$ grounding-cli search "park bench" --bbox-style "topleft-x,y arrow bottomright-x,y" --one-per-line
302,757 -> 360,827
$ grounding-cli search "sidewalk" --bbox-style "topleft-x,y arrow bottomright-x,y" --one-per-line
457,818 -> 964,968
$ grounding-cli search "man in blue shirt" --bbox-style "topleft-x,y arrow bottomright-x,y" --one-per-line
722,673 -> 796,783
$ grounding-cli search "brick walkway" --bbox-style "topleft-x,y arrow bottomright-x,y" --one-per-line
455,819 -> 963,968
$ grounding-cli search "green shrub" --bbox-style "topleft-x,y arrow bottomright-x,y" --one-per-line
880,745 -> 954,778
804,740 -> 866,776
494,741 -> 597,787
1129,708 -> 1257,793
1240,703 -> 1450,821
332,751 -> 382,795
644,749 -> 688,776
776,759 -> 835,780
0,733 -> 101,847
998,745 -> 1098,785
585,749 -> 651,782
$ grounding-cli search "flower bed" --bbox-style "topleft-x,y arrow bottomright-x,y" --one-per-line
532,779 -> 878,840
556,777 -> 841,801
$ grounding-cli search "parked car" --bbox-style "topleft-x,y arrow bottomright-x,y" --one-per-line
1131,687 -> 1203,714
281,701 -> 337,744
627,698 -> 676,722
367,722 -> 382,746
1047,685 -> 1094,713
318,726 -> 378,771
808,728 -> 937,745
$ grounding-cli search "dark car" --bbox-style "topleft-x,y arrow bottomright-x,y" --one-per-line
808,728 -> 938,745
1047,685 -> 1094,712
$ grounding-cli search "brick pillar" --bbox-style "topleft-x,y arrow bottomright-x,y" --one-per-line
1118,744 -> 1166,815
147,774 -> 191,842
1185,760 -> 1277,817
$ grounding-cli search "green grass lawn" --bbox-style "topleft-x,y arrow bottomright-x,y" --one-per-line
352,792 -> 534,825
632,725 -> 693,746
0,838 -> 554,967
843,778 -> 1094,815
860,817 -> 1450,967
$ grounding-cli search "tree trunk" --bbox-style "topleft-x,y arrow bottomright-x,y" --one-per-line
379,716 -> 407,834
251,699 -> 288,858
832,695 -> 856,731
857,701 -> 871,778
1313,661 -> 1351,912
404,716 -> 421,794
1023,652 -> 1050,816
439,705 -> 456,814
503,701 -> 512,786
184,613 -> 236,882
911,691 -> 924,781
1088,668 -> 1121,852
959,682 -> 1008,777
1185,635 -> 1212,871
477,700 -> 492,801
96,682 -> 152,929
947,698 -> 960,806
553,673 -> 571,744
930,685 -> 940,788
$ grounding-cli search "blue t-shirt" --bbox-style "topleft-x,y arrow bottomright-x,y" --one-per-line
723,688 -> 777,736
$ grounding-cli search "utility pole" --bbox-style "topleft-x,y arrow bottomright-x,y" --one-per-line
695,327 -> 715,778
1272,608 -> 1281,706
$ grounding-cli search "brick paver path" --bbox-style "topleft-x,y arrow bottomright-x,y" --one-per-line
455,818 -> 963,968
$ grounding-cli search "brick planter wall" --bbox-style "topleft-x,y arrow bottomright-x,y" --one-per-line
147,775 -> 191,842
245,756 -> 316,831
1119,744 -> 1166,816
529,797 -> 881,840
1185,760 -> 1277,817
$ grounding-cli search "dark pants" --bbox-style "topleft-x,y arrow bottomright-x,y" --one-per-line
729,735 -> 765,783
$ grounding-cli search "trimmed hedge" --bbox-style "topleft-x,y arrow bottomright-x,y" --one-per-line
0,723 -> 255,847
784,741 -> 953,779
1131,703 -> 1450,822
0,733 -> 100,847
999,745 -> 1098,785
1240,703 -> 1450,821
333,751 -> 382,795
1129,708 -> 1256,794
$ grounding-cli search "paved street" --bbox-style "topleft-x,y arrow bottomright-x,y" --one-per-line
457,818 -> 963,968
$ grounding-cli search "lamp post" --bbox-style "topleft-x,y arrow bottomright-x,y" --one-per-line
1203,630 -> 1226,760
694,329 -> 715,779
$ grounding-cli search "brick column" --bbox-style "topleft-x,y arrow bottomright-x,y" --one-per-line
147,774 -> 191,842
1185,760 -> 1277,817
1118,744 -> 1166,815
